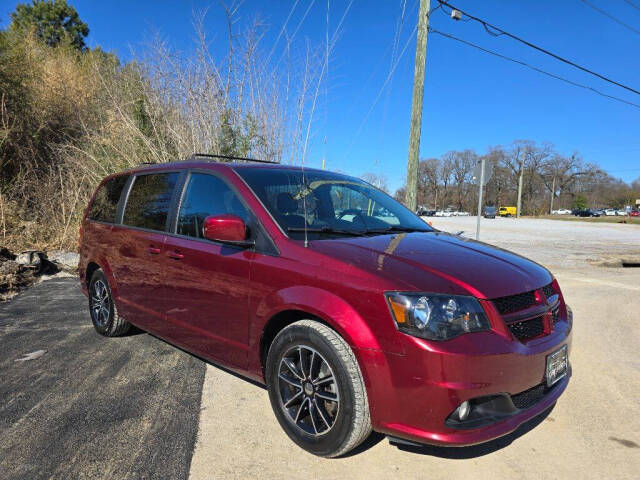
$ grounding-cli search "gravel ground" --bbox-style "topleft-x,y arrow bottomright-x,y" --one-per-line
425,216 -> 640,271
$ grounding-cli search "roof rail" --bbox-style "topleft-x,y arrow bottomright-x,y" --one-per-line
187,153 -> 279,165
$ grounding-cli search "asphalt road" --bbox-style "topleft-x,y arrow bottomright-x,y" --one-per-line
0,278 -> 205,480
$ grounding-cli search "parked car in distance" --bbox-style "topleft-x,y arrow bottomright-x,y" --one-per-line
484,206 -> 497,219
434,210 -> 452,217
455,211 -> 470,216
575,209 -> 601,217
551,208 -> 571,215
499,206 -> 517,217
603,208 -> 617,216
630,210 -> 639,217
79,157 -> 572,457
417,208 -> 436,217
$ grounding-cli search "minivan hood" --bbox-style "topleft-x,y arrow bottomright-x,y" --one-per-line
310,231 -> 551,299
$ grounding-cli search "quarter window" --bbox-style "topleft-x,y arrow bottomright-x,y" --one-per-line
88,175 -> 128,223
123,173 -> 179,231
177,173 -> 248,239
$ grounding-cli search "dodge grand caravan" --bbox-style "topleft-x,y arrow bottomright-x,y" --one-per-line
79,156 -> 572,457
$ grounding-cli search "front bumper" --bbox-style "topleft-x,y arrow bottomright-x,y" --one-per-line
357,319 -> 572,447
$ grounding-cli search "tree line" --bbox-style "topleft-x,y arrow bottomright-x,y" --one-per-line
393,140 -> 640,214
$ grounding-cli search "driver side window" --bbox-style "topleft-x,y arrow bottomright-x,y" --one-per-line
177,173 -> 248,239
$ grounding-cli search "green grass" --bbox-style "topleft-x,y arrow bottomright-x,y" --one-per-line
534,215 -> 640,225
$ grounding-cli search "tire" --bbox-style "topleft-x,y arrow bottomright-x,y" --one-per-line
265,320 -> 371,457
88,268 -> 131,337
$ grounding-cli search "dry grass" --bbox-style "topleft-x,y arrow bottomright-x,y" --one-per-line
2,4 -> 325,251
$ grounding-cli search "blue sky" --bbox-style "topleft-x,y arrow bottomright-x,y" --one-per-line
2,0 -> 639,192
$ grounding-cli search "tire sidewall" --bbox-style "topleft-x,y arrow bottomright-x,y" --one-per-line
88,269 -> 115,335
266,323 -> 358,457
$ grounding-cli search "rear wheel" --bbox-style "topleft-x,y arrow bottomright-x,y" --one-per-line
265,320 -> 371,457
88,269 -> 131,337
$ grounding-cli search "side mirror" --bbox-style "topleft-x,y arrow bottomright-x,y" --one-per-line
202,215 -> 253,247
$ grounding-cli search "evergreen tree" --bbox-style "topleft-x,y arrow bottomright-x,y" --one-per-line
11,0 -> 89,50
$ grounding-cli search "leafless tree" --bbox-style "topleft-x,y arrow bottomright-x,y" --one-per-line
361,172 -> 389,193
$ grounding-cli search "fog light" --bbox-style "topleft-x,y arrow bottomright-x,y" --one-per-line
458,401 -> 470,421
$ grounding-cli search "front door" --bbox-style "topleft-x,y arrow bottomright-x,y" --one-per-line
162,172 -> 252,368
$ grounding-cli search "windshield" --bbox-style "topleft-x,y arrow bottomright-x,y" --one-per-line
235,167 -> 432,239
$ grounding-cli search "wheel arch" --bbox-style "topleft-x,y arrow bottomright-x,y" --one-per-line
256,286 -> 383,376
84,258 -> 119,298
85,261 -> 101,288
259,309 -> 328,372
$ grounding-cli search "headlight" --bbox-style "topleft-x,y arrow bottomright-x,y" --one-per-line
386,293 -> 490,341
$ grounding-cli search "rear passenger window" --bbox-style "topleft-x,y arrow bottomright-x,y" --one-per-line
123,173 -> 179,231
88,176 -> 128,223
177,173 -> 248,239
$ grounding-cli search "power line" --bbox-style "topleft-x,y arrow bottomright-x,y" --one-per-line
436,0 -> 640,97
345,1 -> 442,157
345,22 -> 418,156
429,28 -> 640,110
265,0 -> 300,65
579,0 -> 640,36
375,0 -> 410,160
622,0 -> 640,12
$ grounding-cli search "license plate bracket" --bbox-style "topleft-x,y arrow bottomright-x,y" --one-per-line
546,345 -> 568,387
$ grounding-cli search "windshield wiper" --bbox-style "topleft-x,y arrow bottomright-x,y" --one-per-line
286,227 -> 365,237
363,226 -> 431,235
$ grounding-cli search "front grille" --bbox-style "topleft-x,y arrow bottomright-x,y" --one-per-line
493,283 -> 555,315
511,383 -> 546,410
493,291 -> 536,314
507,316 -> 545,341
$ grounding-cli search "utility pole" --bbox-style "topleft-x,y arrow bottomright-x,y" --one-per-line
549,176 -> 556,214
475,158 -> 485,240
516,150 -> 525,218
405,0 -> 430,211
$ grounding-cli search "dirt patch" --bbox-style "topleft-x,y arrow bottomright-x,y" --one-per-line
588,255 -> 640,268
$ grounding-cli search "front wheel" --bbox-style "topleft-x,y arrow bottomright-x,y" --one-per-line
265,320 -> 371,457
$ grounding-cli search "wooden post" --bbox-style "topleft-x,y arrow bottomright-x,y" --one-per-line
405,0 -> 430,211
516,151 -> 525,218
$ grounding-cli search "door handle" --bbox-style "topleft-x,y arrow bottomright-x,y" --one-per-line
147,246 -> 161,255
167,250 -> 184,260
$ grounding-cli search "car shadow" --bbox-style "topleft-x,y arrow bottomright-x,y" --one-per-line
387,404 -> 555,459
339,431 -> 387,457
118,325 -> 147,337
146,332 -> 267,390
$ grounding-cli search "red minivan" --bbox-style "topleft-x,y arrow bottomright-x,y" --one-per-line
79,156 -> 572,457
